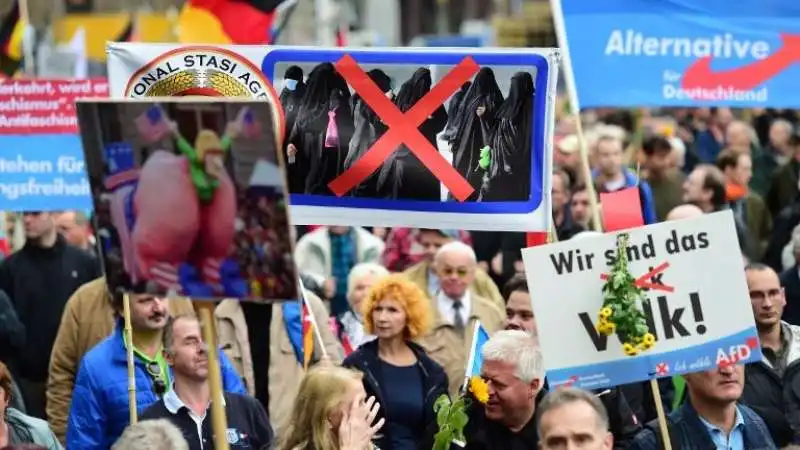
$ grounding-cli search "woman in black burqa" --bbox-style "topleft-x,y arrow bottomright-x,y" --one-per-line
286,62 -> 354,195
279,65 -> 307,193
479,71 -> 535,201
377,67 -> 448,201
448,67 -> 504,202
345,69 -> 393,198
442,81 -> 471,142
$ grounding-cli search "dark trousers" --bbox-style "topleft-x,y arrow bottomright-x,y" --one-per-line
16,377 -> 46,419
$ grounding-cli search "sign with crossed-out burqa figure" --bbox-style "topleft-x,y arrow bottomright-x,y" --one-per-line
107,44 -> 559,232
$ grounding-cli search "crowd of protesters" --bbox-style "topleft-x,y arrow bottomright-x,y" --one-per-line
0,104 -> 799,450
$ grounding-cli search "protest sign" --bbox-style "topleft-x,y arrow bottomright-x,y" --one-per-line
106,43 -> 559,232
551,0 -> 800,108
521,210 -> 761,390
76,99 -> 298,302
0,78 -> 108,211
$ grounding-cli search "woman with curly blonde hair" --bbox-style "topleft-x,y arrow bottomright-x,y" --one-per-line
279,365 -> 384,450
342,274 -> 449,450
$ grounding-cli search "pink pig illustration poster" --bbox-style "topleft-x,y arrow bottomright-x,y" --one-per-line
76,99 -> 299,302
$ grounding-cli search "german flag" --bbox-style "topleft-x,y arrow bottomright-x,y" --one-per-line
0,0 -> 24,77
178,0 -> 288,44
114,16 -> 137,43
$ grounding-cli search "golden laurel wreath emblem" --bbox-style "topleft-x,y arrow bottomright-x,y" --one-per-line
143,69 -> 251,97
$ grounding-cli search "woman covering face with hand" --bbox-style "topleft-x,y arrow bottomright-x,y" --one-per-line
342,275 -> 449,450
279,366 -> 384,450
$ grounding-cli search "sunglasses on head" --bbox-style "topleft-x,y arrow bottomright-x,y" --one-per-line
146,361 -> 167,396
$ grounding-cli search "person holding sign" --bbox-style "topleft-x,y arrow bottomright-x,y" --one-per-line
628,363 -> 776,449
65,293 -> 245,450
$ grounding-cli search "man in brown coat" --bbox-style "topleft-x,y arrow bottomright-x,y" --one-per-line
417,241 -> 505,396
403,229 -> 504,308
45,277 -> 195,443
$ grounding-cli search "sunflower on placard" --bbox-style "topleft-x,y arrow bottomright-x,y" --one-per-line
597,233 -> 657,357
432,376 -> 489,450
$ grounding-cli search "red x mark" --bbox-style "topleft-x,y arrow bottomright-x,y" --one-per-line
600,261 -> 674,293
655,362 -> 669,376
328,55 -> 480,201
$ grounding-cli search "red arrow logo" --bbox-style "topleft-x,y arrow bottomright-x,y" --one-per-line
681,33 -> 800,92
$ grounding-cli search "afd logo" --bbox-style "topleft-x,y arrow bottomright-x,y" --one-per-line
604,29 -> 800,91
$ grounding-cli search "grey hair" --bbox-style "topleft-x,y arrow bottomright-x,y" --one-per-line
771,118 -> 794,135
162,314 -> 200,354
347,263 -> 389,299
111,419 -> 189,450
481,330 -> 544,383
434,241 -> 477,264
536,387 -> 610,437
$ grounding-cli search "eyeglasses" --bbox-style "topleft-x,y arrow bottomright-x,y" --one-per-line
146,361 -> 167,396
441,267 -> 470,278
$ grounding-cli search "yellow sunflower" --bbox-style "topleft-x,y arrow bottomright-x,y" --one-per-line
622,342 -> 639,356
599,307 -> 613,319
469,376 -> 490,404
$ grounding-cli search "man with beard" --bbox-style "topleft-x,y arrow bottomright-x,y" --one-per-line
66,293 -> 245,449
501,275 -> 640,449
141,315 -> 273,450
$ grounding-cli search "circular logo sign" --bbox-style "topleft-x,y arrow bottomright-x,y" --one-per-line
124,46 -> 285,146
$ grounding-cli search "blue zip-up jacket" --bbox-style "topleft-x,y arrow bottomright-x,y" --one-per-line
65,323 -> 246,450
592,167 -> 658,225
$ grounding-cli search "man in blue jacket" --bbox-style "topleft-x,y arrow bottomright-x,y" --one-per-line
65,289 -> 245,449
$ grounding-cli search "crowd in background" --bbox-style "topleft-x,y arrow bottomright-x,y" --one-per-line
0,104 -> 799,450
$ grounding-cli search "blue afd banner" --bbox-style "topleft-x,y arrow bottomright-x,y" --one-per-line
553,0 -> 800,108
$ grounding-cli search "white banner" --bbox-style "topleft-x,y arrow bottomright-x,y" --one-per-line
106,43 -> 559,232
521,211 -> 761,390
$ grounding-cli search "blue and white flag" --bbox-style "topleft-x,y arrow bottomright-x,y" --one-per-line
465,321 -> 491,379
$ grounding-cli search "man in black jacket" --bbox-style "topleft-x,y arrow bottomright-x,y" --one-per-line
0,211 -> 99,418
740,263 -> 800,447
141,315 -> 274,450
502,274 -> 642,449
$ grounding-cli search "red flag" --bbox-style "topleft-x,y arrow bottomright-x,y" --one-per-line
302,300 -> 314,370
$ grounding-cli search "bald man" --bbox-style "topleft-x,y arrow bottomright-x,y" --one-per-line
665,204 -> 703,221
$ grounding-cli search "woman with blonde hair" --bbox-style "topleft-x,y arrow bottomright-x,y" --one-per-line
280,366 -> 384,450
343,274 -> 448,450
338,263 -> 391,350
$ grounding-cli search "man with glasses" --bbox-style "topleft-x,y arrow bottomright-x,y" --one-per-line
65,291 -> 245,450
418,241 -> 505,396
142,315 -> 273,450
739,263 -> 800,447
0,211 -> 99,419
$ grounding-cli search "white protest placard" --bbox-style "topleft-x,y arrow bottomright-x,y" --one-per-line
521,210 -> 761,390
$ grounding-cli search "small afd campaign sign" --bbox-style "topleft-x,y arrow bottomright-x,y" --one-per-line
521,210 -> 761,390
106,43 -> 559,232
551,0 -> 800,108
0,78 -> 109,211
